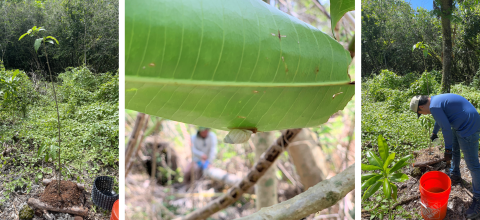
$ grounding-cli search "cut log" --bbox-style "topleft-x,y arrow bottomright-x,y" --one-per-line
413,158 -> 445,167
412,147 -> 445,167
42,179 -> 84,190
27,198 -> 88,216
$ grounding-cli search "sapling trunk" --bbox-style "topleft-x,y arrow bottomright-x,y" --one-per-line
43,40 -> 62,195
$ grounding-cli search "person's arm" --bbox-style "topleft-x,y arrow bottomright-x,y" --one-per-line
432,121 -> 440,135
191,135 -> 205,158
430,108 -> 453,150
208,132 -> 217,162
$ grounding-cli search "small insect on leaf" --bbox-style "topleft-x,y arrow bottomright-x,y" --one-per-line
224,129 -> 253,144
333,92 -> 343,99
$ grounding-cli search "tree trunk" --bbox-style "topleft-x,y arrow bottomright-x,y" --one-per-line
287,128 -> 327,190
440,0 -> 453,93
253,131 -> 278,210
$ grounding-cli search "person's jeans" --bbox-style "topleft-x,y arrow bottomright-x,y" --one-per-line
450,127 -> 480,198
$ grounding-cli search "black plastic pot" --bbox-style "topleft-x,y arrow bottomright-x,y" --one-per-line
92,176 -> 118,211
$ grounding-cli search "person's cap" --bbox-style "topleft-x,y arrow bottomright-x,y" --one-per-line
198,126 -> 209,131
409,95 -> 422,118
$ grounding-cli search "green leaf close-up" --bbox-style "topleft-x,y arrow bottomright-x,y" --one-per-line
34,38 -> 43,52
125,0 -> 354,132
330,0 -> 355,35
377,134 -> 389,163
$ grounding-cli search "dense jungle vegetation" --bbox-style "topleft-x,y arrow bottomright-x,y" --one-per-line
0,0 -> 119,74
362,0 -> 480,83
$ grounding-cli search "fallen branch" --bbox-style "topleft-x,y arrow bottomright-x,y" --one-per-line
27,198 -> 88,216
236,164 -> 354,220
175,129 -> 303,220
413,158 -> 445,167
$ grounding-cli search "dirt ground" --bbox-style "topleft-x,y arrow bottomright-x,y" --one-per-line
0,140 -> 118,219
40,180 -> 83,208
126,159 -> 354,220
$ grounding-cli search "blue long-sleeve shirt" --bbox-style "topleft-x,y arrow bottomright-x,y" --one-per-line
431,94 -> 480,150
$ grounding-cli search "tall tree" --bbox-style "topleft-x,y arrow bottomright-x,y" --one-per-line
253,132 -> 278,210
287,128 -> 327,189
439,0 -> 454,93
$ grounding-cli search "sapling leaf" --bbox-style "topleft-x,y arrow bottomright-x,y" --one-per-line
366,151 -> 383,168
390,173 -> 409,182
383,152 -> 395,170
383,178 -> 391,199
389,155 -> 412,174
361,173 -> 379,181
390,182 -> 398,201
363,181 -> 382,201
46,36 -> 59,44
377,134 -> 388,162
361,174 -> 382,190
18,33 -> 28,41
34,38 -> 43,52
361,163 -> 381,171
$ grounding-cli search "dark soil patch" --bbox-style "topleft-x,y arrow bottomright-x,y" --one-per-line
40,180 -> 83,209
414,146 -> 443,163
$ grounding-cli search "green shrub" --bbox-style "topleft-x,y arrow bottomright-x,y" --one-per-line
59,67 -> 117,106
0,70 -> 40,118
399,72 -> 417,89
451,84 -> 480,109
377,70 -> 402,89
95,73 -> 119,103
406,71 -> 440,97
472,68 -> 480,90
386,90 -> 407,112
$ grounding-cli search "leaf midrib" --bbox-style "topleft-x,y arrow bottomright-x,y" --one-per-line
126,76 -> 353,88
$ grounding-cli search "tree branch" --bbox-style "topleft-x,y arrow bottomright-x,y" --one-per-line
236,164 -> 354,220
312,0 -> 330,20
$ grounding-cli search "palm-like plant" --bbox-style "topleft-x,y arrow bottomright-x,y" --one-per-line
361,135 -> 413,219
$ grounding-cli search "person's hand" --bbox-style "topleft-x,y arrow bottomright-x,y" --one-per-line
201,154 -> 207,161
430,133 -> 438,142
444,149 -> 452,164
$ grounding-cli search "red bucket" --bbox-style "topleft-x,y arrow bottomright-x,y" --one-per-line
419,171 -> 451,220
110,200 -> 119,220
